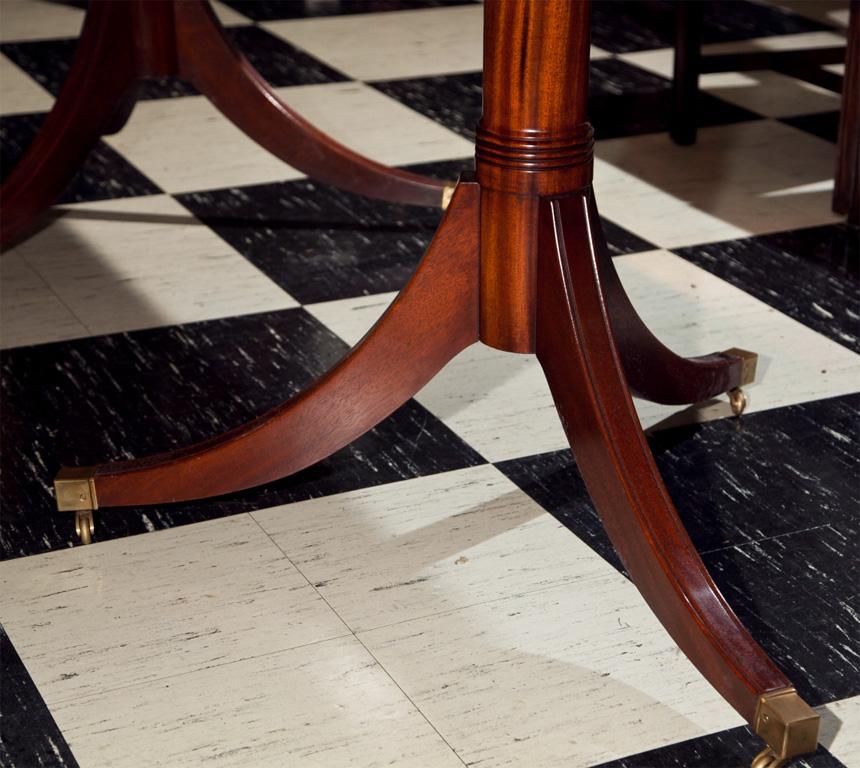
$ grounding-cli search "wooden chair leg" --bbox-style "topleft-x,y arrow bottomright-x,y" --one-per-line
0,2 -> 141,250
670,0 -> 703,146
174,0 -> 449,209
535,192 -> 819,767
55,180 -> 479,521
587,191 -> 756,406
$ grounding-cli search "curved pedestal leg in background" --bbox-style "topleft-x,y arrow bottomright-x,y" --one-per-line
0,0 -> 450,251
535,192 -> 820,768
55,181 -> 479,516
586,190 -> 756,407
0,2 -> 140,250
174,0 -> 448,209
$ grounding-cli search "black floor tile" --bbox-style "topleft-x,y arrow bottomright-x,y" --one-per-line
177,158 -> 656,304
588,58 -> 762,139
593,724 -> 845,768
0,624 -> 79,768
176,159 -> 469,304
0,112 -> 161,203
371,71 -> 482,140
781,111 -> 842,144
223,25 -> 349,86
221,0 -> 476,22
602,216 -> 658,256
704,523 -> 859,706
499,394 -> 859,569
0,38 -> 197,100
674,224 -> 860,354
373,60 -> 759,142
498,394 -> 860,706
0,24 -> 344,105
590,0 -> 835,54
0,308 -> 485,560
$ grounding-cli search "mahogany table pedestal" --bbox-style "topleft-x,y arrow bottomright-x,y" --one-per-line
0,0 -> 449,251
51,2 -> 820,766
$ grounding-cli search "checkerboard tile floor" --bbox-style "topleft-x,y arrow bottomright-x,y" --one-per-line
0,1 -> 857,766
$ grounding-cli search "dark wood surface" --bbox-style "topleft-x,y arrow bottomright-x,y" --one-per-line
535,191 -> 788,725
94,180 -> 479,506
834,1 -> 859,225
48,1 -> 821,763
0,0 -> 445,251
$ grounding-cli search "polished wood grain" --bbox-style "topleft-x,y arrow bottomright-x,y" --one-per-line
93,180 -> 479,506
0,1 -> 141,250
535,191 -> 788,724
53,2 -> 818,763
475,0 -> 593,351
0,0 -> 445,251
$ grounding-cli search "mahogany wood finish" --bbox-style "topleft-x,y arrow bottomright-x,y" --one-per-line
535,192 -> 788,723
0,0 -> 445,251
94,181 -> 479,506
54,2 -> 819,763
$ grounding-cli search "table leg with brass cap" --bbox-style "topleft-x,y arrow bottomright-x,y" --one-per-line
49,3 -> 821,765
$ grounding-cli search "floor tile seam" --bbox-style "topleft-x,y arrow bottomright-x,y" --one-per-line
18,250 -> 99,338
698,521 -> 843,556
246,512 -> 470,766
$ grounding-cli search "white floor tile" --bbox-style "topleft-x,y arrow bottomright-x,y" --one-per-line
253,465 -> 606,632
264,5 -> 484,81
594,120 -> 842,248
51,634 -> 464,768
700,30 -> 847,55
7,194 -> 298,337
0,514 -> 349,704
0,52 -> 54,115
0,0 -> 84,42
307,248 -> 860,463
210,0 -> 252,26
104,83 -> 472,194
0,252 -> 88,349
359,572 -> 743,768
818,695 -> 860,767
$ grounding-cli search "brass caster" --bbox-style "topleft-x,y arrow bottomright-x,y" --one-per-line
752,746 -> 787,768
54,466 -> 99,546
75,509 -> 95,545
729,387 -> 747,417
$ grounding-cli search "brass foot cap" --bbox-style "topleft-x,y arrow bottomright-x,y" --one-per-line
754,687 -> 820,766
723,347 -> 758,386
54,466 -> 99,512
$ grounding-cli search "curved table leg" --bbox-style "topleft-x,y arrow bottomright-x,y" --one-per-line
0,2 -> 140,250
588,191 -> 755,406
175,0 -> 450,209
535,192 -> 819,766
55,180 -> 479,517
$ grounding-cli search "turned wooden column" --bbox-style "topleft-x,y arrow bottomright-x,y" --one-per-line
476,0 -> 594,352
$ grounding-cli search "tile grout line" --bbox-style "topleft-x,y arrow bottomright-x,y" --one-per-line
246,512 -> 471,768
20,247 -> 100,339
